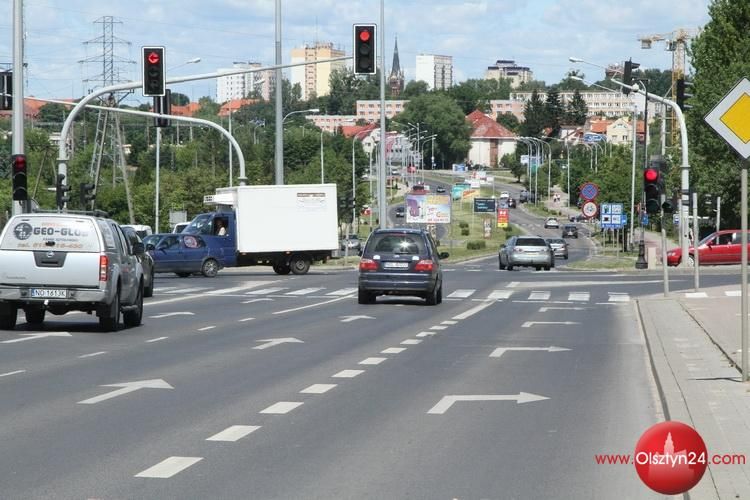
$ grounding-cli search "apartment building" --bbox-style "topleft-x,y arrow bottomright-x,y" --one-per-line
216,62 -> 275,103
290,42 -> 346,101
306,115 -> 357,134
485,60 -> 533,88
509,90 -> 655,118
356,100 -> 409,121
415,54 -> 453,91
488,100 -> 526,122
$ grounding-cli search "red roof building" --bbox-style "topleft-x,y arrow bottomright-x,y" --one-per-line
466,110 -> 518,168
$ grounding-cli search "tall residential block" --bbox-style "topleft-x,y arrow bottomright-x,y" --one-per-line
485,60 -> 533,88
216,62 -> 276,102
415,54 -> 453,91
290,42 -> 346,101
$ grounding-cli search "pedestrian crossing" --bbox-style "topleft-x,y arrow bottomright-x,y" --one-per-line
152,284 -> 631,303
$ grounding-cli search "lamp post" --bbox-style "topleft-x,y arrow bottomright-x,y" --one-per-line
278,108 -> 320,184
320,128 -> 325,183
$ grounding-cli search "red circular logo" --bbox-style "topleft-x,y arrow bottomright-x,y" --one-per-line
634,421 -> 707,495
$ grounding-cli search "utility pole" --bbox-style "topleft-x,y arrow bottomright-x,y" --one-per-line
377,0 -> 387,229
274,0 -> 283,185
11,0 -> 26,215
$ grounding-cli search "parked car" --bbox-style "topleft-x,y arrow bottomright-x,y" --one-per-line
121,226 -> 154,297
145,233 -> 227,277
667,229 -> 750,266
358,228 -> 449,305
562,224 -> 579,238
498,236 -> 554,271
340,234 -> 362,252
395,206 -> 406,218
546,238 -> 569,260
0,213 -> 145,331
544,217 -> 560,229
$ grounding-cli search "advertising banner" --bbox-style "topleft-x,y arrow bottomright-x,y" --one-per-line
473,198 -> 497,213
405,194 -> 451,224
497,208 -> 509,228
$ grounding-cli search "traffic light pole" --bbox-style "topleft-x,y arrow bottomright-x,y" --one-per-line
11,0 -> 28,215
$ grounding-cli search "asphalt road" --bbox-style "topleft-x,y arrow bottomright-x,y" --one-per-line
3,259 -> 744,498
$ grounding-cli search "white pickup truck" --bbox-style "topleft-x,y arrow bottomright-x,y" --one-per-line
0,213 -> 145,331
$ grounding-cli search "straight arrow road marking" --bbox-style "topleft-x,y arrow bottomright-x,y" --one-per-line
253,338 -> 303,350
427,393 -> 549,414
78,379 -> 173,405
538,306 -> 587,312
490,346 -> 571,358
340,315 -> 374,323
206,425 -> 261,442
149,312 -> 195,319
1,332 -> 71,344
135,456 -> 203,478
522,321 -> 580,328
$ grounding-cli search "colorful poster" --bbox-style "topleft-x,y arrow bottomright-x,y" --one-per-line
497,208 -> 509,228
405,194 -> 451,224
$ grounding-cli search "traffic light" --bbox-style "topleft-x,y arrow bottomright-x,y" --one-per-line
643,167 -> 661,214
79,182 -> 96,208
676,78 -> 694,111
153,89 -> 172,127
56,174 -> 71,210
622,59 -> 640,96
0,71 -> 12,111
142,46 -> 165,97
353,24 -> 376,75
12,154 -> 27,201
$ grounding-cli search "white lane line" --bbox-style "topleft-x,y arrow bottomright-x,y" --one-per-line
259,401 -> 303,414
441,320 -> 458,325
238,317 -> 255,322
507,281 -> 520,288
332,369 -> 364,378
0,369 -> 26,377
568,292 -> 590,302
242,298 -> 274,304
326,288 -> 358,296
447,289 -> 476,298
285,287 -> 325,296
359,357 -> 387,365
401,339 -> 423,345
153,287 -> 178,292
608,293 -> 631,302
300,384 -> 337,394
165,287 -> 209,294
452,301 -> 495,320
416,331 -> 436,337
206,425 -> 260,442
381,347 -> 406,354
528,291 -> 551,300
430,325 -> 448,331
135,456 -> 203,478
146,337 -> 168,343
79,351 -> 107,359
685,292 -> 708,299
272,295 -> 352,315
149,312 -> 195,319
207,282 -> 275,295
488,290 -> 513,300
247,287 -> 287,295
198,326 -> 216,331
726,290 -> 742,297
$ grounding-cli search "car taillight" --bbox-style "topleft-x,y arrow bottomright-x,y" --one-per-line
414,260 -> 434,271
359,258 -> 378,271
513,247 -> 524,253
99,255 -> 109,281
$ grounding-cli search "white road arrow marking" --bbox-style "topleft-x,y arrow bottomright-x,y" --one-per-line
490,346 -> 571,358
78,379 -> 173,405
149,312 -> 195,319
2,332 -> 71,344
427,393 -> 549,414
253,338 -> 304,350
521,321 -> 580,328
538,306 -> 587,312
339,315 -> 375,323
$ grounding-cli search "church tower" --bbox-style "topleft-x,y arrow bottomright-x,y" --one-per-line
388,36 -> 405,96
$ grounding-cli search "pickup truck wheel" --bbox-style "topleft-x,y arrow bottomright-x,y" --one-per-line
25,308 -> 45,325
290,256 -> 311,275
273,263 -> 291,275
0,306 -> 17,330
123,283 -> 143,328
202,258 -> 219,277
99,289 -> 121,332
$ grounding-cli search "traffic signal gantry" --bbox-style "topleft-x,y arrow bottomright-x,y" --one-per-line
142,46 -> 166,97
353,24 -> 376,75
56,174 -> 71,210
622,58 -> 640,96
11,154 -> 27,201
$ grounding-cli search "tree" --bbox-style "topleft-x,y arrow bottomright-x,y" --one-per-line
496,112 -> 520,133
544,89 -> 564,136
170,92 -> 190,106
566,89 -> 588,125
402,80 -> 430,98
500,152 -> 525,182
447,78 -> 512,114
519,90 -> 545,137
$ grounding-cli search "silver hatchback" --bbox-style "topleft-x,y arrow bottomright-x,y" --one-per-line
546,238 -> 569,260
499,236 -> 554,271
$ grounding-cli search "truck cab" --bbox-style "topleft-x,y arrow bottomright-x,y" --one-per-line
181,211 -> 237,267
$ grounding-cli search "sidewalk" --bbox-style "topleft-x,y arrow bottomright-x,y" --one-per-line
638,288 -> 750,499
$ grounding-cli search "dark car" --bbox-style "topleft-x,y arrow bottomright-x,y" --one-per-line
562,224 -> 579,238
358,228 -> 449,305
144,233 -> 227,277
436,186 -> 446,194
121,225 -> 154,297
395,206 -> 406,218
507,197 -> 517,208
498,236 -> 554,271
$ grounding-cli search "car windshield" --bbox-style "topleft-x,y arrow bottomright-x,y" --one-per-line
183,214 -> 214,235
516,238 -> 547,247
368,233 -> 425,254
547,239 -> 565,245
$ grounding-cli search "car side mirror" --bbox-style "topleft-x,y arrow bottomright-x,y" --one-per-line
706,242 -> 713,248
439,252 -> 450,259
146,243 -> 155,251
132,242 -> 145,255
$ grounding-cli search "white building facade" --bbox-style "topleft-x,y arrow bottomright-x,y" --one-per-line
216,62 -> 275,103
415,54 -> 453,91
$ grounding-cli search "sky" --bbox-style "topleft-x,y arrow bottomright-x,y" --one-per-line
0,0 -> 713,104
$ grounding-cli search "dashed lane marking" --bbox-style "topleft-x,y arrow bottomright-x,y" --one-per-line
300,384 -> 337,394
206,425 -> 260,442
198,326 -> 216,331
381,347 -> 406,354
146,337 -> 168,343
429,325 -> 448,330
401,339 -> 423,345
259,401 -> 303,414
0,370 -> 26,377
416,331 -> 437,337
332,369 -> 365,378
447,289 -> 476,298
135,457 -> 203,478
79,351 -> 107,358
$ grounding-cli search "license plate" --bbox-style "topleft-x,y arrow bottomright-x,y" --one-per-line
30,288 -> 67,299
383,262 -> 409,269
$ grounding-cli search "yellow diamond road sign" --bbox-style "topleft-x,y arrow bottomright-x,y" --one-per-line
705,77 -> 750,159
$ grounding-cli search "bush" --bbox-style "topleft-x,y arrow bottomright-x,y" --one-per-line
466,240 -> 486,250
460,228 -> 470,236
459,221 -> 469,229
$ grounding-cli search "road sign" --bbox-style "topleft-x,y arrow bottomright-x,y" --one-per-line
600,203 -> 625,229
582,200 -> 598,219
642,214 -> 649,225
580,182 -> 599,201
673,213 -> 680,226
704,78 -> 750,159
473,197 -> 496,213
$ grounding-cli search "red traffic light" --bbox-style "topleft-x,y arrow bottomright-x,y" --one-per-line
358,30 -> 371,42
644,168 -> 659,182
13,154 -> 26,171
147,51 -> 160,65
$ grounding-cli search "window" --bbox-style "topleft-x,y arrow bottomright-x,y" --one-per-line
370,234 -> 425,254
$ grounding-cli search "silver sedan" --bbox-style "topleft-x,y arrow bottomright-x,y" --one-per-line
499,236 -> 554,271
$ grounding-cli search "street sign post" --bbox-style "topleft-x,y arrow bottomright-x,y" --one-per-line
704,77 -> 750,382
580,182 -> 599,201
582,200 -> 598,219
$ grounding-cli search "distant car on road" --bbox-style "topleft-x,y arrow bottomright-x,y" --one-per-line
340,234 -> 361,252
562,224 -> 579,238
544,217 -> 560,229
507,197 -> 517,208
358,228 -> 449,305
498,236 -> 554,271
436,186 -> 446,194
546,238 -> 569,260
395,206 -> 405,218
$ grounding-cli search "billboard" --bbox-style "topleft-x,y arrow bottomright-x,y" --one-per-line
405,194 -> 451,224
473,198 -> 497,213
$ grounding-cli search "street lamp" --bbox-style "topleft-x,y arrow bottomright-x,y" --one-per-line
278,108 -> 320,185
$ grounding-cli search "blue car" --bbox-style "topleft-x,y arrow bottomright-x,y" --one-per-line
143,233 -> 226,277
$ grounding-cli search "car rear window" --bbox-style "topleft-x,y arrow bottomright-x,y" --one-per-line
367,233 -> 426,254
516,237 -> 547,246
547,239 -> 565,245
1,216 -> 100,252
